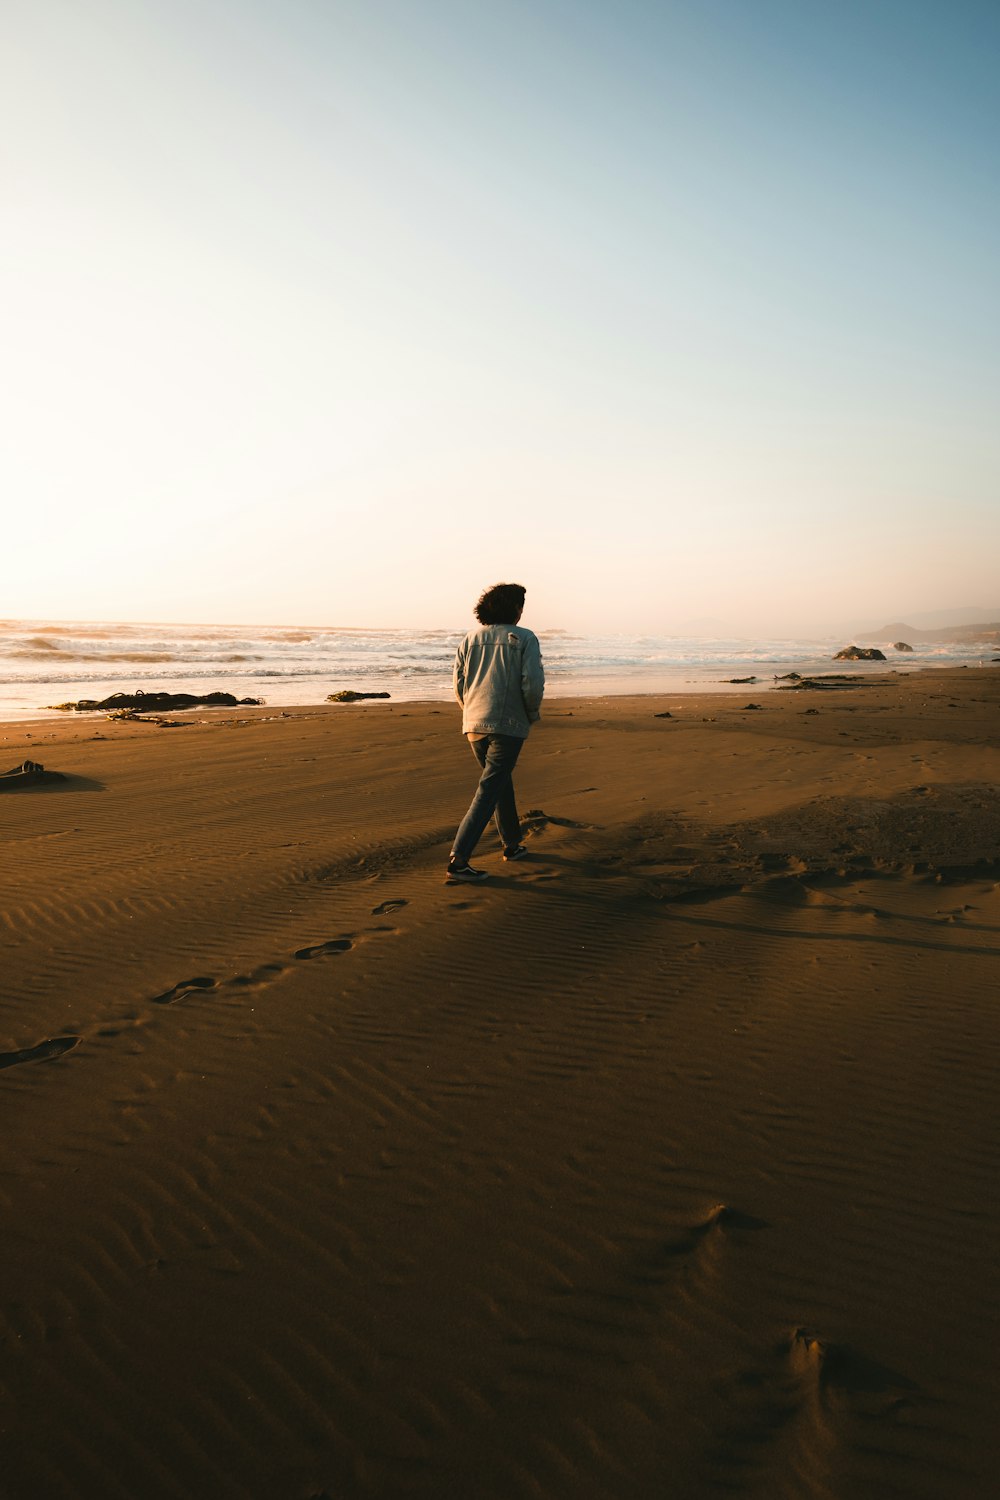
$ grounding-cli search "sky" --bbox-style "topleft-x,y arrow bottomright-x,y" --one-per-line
2,0 -> 998,635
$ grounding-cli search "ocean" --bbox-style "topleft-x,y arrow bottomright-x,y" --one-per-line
0,618 -> 987,722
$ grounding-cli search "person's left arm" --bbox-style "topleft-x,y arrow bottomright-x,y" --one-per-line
520,632 -> 544,721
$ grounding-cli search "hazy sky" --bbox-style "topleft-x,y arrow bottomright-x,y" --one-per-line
3,0 -> 998,634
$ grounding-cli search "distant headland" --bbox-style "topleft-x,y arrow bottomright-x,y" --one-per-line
873,620 -> 1000,645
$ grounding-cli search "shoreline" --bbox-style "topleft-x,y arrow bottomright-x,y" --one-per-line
3,664 -> 999,1496
3,658 -> 996,739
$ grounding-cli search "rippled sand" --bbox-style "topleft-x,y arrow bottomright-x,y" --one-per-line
2,670 -> 999,1497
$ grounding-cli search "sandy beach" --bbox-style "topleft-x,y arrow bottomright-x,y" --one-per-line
2,667 -> 998,1498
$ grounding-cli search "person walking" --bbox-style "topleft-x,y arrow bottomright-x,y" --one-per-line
447,582 -> 545,882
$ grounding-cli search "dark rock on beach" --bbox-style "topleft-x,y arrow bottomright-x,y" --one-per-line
892,641 -> 914,652
777,674 -> 886,691
833,645 -> 887,661
0,761 -> 65,790
327,691 -> 391,702
48,691 -> 264,712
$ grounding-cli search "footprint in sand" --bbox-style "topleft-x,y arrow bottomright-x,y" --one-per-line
789,1327 -> 920,1414
371,899 -> 408,916
664,1204 -> 770,1257
230,962 -> 287,987
0,1035 -> 81,1069
629,1205 -> 769,1285
152,976 -> 218,1005
522,807 -> 595,830
709,1328 -> 919,1479
294,937 -> 354,961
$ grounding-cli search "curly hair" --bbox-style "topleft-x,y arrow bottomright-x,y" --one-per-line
474,582 -> 526,625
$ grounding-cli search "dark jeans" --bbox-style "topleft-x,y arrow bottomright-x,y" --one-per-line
451,734 -> 524,863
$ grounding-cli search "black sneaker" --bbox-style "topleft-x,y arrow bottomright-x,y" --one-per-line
502,844 -> 529,861
446,860 -> 489,882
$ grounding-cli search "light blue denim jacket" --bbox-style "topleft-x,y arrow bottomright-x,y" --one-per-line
453,624 -> 545,738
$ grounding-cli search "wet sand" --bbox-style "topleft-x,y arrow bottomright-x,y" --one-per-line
2,668 -> 999,1497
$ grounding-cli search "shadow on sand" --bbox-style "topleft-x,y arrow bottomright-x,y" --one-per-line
0,766 -> 106,794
